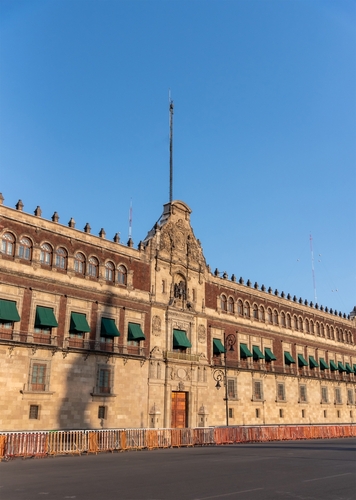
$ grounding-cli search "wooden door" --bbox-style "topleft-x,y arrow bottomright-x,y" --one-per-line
171,391 -> 187,428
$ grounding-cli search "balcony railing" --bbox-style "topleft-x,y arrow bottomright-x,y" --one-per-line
165,351 -> 201,362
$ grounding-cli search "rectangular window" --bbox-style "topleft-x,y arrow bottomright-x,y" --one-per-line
337,410 -> 341,418
98,368 -> 111,394
324,410 -> 327,418
253,380 -> 263,401
30,363 -> 47,391
321,386 -> 328,403
279,409 -> 284,418
255,408 -> 260,418
29,405 -> 39,419
335,387 -> 342,404
98,406 -> 107,419
277,383 -> 285,401
299,384 -> 307,403
347,389 -> 354,405
228,408 -> 234,419
227,378 -> 237,400
302,409 -> 305,418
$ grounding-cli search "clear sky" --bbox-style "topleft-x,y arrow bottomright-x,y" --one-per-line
1,0 -> 355,315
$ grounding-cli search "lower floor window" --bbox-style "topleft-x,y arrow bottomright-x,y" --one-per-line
29,405 -> 39,419
97,367 -> 112,394
98,406 -> 107,419
30,362 -> 48,391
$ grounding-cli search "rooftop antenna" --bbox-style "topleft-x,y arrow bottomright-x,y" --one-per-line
128,199 -> 132,239
169,90 -> 174,204
310,234 -> 317,302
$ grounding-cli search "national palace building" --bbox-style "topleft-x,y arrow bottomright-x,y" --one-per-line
0,194 -> 355,431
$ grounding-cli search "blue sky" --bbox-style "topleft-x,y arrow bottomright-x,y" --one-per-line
1,0 -> 355,315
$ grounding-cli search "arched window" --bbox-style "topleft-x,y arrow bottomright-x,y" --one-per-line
220,295 -> 227,311
293,315 -> 298,330
320,323 -> 324,337
117,265 -> 127,285
244,302 -> 250,318
281,312 -> 286,327
253,304 -> 258,319
298,317 -> 303,331
259,306 -> 265,321
18,237 -> 32,260
1,232 -> 15,256
273,310 -> 279,325
286,314 -> 291,328
74,252 -> 85,274
316,322 -> 320,336
88,256 -> 99,277
55,247 -> 67,269
267,308 -> 272,324
228,297 -> 234,313
40,243 -> 52,265
310,320 -> 314,334
335,328 -> 339,341
305,319 -> 310,333
326,325 -> 330,339
237,300 -> 243,316
105,261 -> 115,282
330,327 -> 334,339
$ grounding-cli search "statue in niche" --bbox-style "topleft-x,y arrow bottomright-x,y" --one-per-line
174,280 -> 186,300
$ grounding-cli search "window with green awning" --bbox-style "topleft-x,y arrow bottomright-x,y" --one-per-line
70,312 -> 91,333
330,360 -> 338,371
297,354 -> 308,367
309,356 -> 318,369
353,364 -> 356,374
240,343 -> 252,358
284,351 -> 295,364
213,338 -> 225,355
345,363 -> 353,374
128,322 -> 146,341
252,345 -> 265,360
35,306 -> 58,328
0,299 -> 20,322
101,317 -> 120,337
265,347 -> 276,361
319,358 -> 329,370
173,329 -> 191,349
338,361 -> 346,372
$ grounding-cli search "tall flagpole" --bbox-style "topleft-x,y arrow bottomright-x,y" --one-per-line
169,92 -> 174,204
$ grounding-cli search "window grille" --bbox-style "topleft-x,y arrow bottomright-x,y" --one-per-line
29,405 -> 39,419
299,385 -> 307,403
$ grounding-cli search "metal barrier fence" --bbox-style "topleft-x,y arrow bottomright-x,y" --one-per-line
1,424 -> 355,459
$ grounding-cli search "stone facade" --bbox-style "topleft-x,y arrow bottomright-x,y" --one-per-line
0,196 -> 355,431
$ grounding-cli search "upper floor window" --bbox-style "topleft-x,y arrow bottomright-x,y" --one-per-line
228,297 -> 234,313
40,243 -> 52,266
326,325 -> 330,338
293,315 -> 298,329
243,302 -> 250,318
310,320 -> 314,334
286,314 -> 291,328
305,319 -> 310,333
259,306 -> 265,321
281,312 -> 286,327
74,252 -> 85,274
253,304 -> 258,319
1,232 -> 15,256
220,295 -> 227,311
320,324 -> 324,337
267,308 -> 273,324
298,317 -> 303,332
117,265 -> 127,285
55,247 -> 67,269
18,237 -> 32,260
237,300 -> 243,316
330,327 -> 334,339
273,310 -> 279,325
88,256 -> 99,278
316,322 -> 320,336
105,261 -> 115,282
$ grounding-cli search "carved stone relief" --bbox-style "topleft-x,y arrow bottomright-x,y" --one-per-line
198,324 -> 206,343
152,315 -> 161,336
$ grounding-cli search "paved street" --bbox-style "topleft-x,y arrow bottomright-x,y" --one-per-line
1,438 -> 355,500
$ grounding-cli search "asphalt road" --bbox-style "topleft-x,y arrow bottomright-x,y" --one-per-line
0,438 -> 355,500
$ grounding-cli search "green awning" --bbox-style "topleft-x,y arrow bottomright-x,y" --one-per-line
319,358 -> 329,370
353,364 -> 356,374
128,322 -> 146,341
265,347 -> 276,361
173,329 -> 191,348
70,312 -> 91,333
213,338 -> 225,354
297,354 -> 308,367
309,356 -> 318,369
0,299 -> 20,322
330,360 -> 338,371
240,343 -> 253,358
252,345 -> 265,360
284,351 -> 295,364
345,363 -> 353,373
101,317 -> 120,337
35,306 -> 58,328
338,361 -> 346,372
